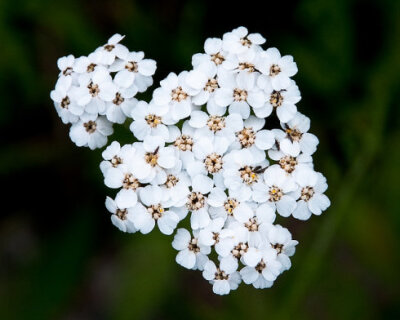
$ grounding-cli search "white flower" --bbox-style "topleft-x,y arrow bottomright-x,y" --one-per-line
255,47 -> 298,90
153,72 -> 195,123
95,34 -> 129,65
100,141 -> 136,176
172,228 -> 211,270
185,62 -> 218,105
202,259 -> 241,295
222,26 -> 266,55
104,92 -> 137,124
130,101 -> 170,141
252,165 -> 297,217
57,54 -> 75,77
277,112 -> 319,156
131,185 -> 180,235
240,247 -> 282,289
106,196 -> 137,233
73,52 -> 103,74
109,51 -> 156,90
192,37 -> 227,68
69,115 -> 113,150
160,170 -> 191,207
50,76 -> 82,124
214,70 -> 265,119
292,168 -> 330,220
267,225 -> 298,271
257,77 -> 300,122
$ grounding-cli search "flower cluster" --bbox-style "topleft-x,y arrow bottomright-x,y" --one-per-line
52,27 -> 330,295
50,34 -> 156,149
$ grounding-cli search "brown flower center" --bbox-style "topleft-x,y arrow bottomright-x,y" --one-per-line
214,268 -> 229,280
239,166 -> 258,185
84,120 -> 97,133
171,86 -> 188,102
87,82 -> 100,97
115,209 -> 127,220
279,155 -> 298,173
301,186 -> 315,201
165,174 -> 179,188
270,90 -> 284,107
147,204 -> 165,220
232,242 -> 248,258
245,218 -> 259,232
125,61 -> 138,72
269,64 -> 281,76
61,96 -> 70,109
62,67 -> 73,76
255,260 -> 266,273
186,192 -> 206,211
211,52 -> 225,65
87,63 -> 96,73
238,62 -> 255,72
236,127 -> 256,148
104,44 -> 115,52
111,156 -> 123,167
204,153 -> 223,173
269,186 -> 283,202
174,135 -> 193,151
188,238 -> 200,253
145,114 -> 162,128
123,173 -> 140,190
240,37 -> 252,47
233,88 -> 248,102
207,115 -> 225,132
145,151 -> 159,167
272,243 -> 284,254
113,92 -> 125,105
285,127 -> 303,142
224,198 -> 239,215
205,78 -> 218,92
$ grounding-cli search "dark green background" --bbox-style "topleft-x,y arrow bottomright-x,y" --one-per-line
1,0 -> 399,319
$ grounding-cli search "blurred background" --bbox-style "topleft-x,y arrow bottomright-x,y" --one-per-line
0,0 -> 399,319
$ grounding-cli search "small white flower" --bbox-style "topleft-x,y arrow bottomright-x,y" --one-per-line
172,228 -> 211,270
132,185 -> 180,235
252,165 -> 297,217
69,115 -> 113,150
95,34 -> 129,65
57,54 -> 75,77
202,259 -> 241,295
73,52 -> 103,74
267,225 -> 298,271
222,26 -> 266,55
160,170 -> 191,207
100,141 -> 136,177
292,168 -> 330,220
255,47 -> 298,90
105,196 -> 137,233
185,62 -> 218,105
192,37 -> 227,68
104,92 -> 137,124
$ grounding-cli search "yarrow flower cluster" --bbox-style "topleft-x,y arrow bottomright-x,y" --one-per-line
51,27 -> 330,295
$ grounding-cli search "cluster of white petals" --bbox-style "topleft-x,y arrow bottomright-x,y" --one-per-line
50,34 -> 156,149
52,27 -> 330,295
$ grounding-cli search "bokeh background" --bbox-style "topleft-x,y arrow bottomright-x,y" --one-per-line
1,0 -> 399,319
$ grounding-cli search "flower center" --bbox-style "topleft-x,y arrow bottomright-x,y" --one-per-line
204,153 -> 223,173
224,198 -> 239,214
271,243 -> 284,254
270,90 -> 284,107
236,127 -> 256,148
171,86 -> 188,102
207,115 -> 225,132
188,238 -> 200,253
211,52 -> 225,65
61,96 -> 70,109
115,209 -> 127,220
233,88 -> 248,102
240,37 -> 252,47
245,218 -> 259,232
232,242 -> 248,258
147,204 -> 164,220
269,186 -> 283,202
204,78 -> 218,92
111,156 -> 123,167
214,268 -> 229,280
279,155 -> 298,173
165,174 -> 179,188
87,82 -> 100,97
123,173 -> 140,190
269,64 -> 281,76
125,61 -> 138,72
238,62 -> 255,72
285,127 -> 303,142
174,135 -> 193,151
145,150 -> 159,167
63,67 -> 72,76
87,63 -> 96,73
84,120 -> 97,133
145,114 -> 162,128
104,44 -> 115,52
255,260 -> 266,273
301,186 -> 315,201
239,166 -> 258,185
113,92 -> 125,105
186,192 -> 206,211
